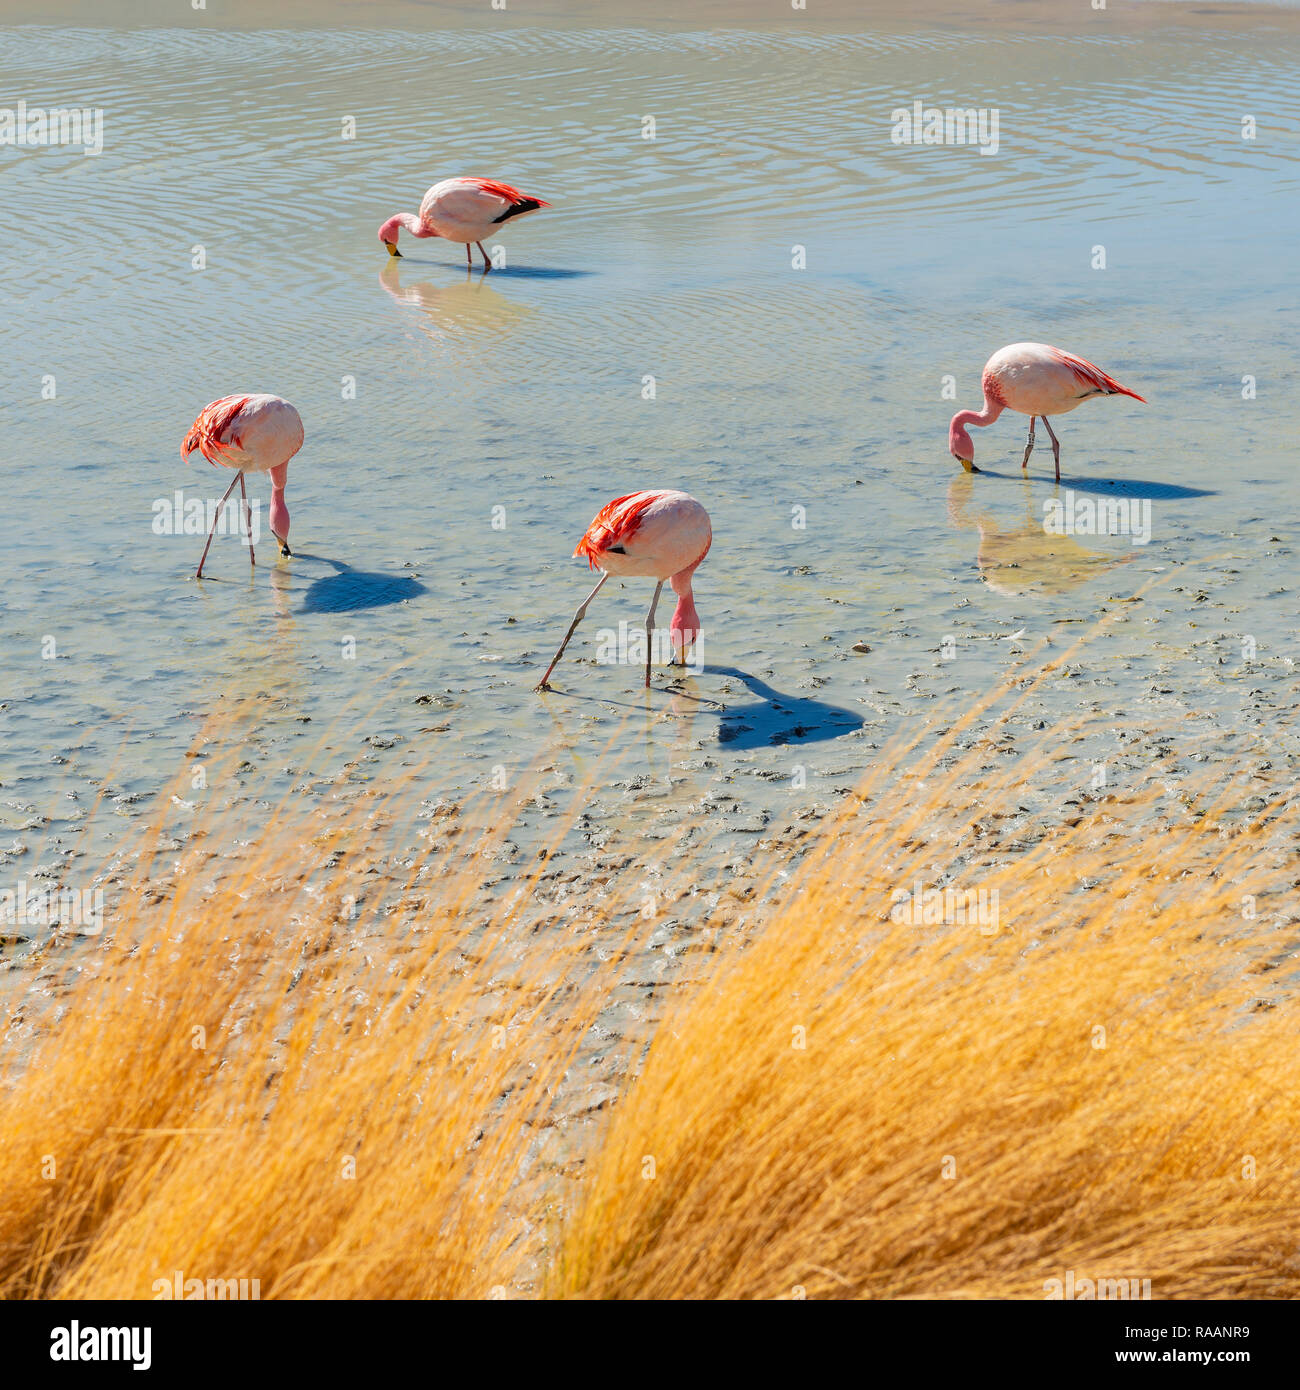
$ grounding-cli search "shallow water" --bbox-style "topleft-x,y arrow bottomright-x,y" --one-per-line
2,4 -> 1298,934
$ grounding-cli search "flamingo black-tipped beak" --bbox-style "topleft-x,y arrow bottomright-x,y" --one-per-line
384,241 -> 402,258
956,456 -> 979,474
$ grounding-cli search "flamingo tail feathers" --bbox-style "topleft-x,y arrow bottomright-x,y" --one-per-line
181,395 -> 251,464
574,492 -> 659,569
1051,348 -> 1146,403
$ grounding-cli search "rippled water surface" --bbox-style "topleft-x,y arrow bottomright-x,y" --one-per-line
2,4 -> 1298,908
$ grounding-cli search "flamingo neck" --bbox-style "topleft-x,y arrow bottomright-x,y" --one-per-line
948,394 -> 1005,462
953,397 -> 1004,431
268,463 -> 290,543
669,569 -> 701,652
382,212 -> 434,242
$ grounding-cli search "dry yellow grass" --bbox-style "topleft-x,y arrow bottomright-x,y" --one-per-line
1,683 -> 1295,1300
0,723 -> 655,1300
553,749 -> 1300,1299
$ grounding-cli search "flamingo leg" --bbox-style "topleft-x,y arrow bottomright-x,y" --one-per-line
477,240 -> 492,272
535,571 -> 610,692
195,471 -> 243,580
465,243 -> 472,269
1021,417 -> 1036,471
644,580 -> 664,690
1040,416 -> 1062,481
239,470 -> 255,569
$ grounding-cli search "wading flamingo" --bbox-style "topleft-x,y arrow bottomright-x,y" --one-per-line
378,177 -> 550,271
535,490 -> 712,692
949,342 -> 1145,481
180,394 -> 304,579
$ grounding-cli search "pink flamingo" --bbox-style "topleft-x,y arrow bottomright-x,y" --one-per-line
949,342 -> 1145,481
180,394 -> 304,579
535,490 -> 712,692
378,177 -> 550,271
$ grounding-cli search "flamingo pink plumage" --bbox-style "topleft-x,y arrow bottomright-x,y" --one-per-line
378,176 -> 551,271
949,342 -> 1146,481
535,490 -> 713,692
181,393 -> 304,579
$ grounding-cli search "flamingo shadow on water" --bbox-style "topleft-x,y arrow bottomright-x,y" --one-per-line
383,261 -> 592,280
470,264 -> 592,280
965,468 -> 1215,501
1041,475 -> 1215,501
707,666 -> 864,749
295,555 -> 426,614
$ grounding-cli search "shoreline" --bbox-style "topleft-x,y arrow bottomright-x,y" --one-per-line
5,0 -> 1300,31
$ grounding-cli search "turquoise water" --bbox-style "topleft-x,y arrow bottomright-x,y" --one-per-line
1,8 -> 1298,923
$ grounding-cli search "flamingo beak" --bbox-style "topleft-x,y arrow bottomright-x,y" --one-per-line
384,241 -> 402,258
956,456 -> 979,474
273,532 -> 292,558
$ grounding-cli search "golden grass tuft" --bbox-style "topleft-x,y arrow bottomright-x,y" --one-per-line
552,753 -> 1300,1299
0,721 -> 655,1300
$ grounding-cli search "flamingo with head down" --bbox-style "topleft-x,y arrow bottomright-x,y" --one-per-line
949,342 -> 1145,481
535,490 -> 712,692
378,176 -> 550,271
181,393 -> 304,579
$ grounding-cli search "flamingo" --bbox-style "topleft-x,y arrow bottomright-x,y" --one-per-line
949,342 -> 1145,481
378,177 -> 550,271
535,490 -> 712,692
180,394 -> 304,579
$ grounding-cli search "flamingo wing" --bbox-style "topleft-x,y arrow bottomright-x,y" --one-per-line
574,492 -> 661,569
467,177 -> 549,209
181,395 -> 251,465
424,177 -> 550,228
1049,347 -> 1146,403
